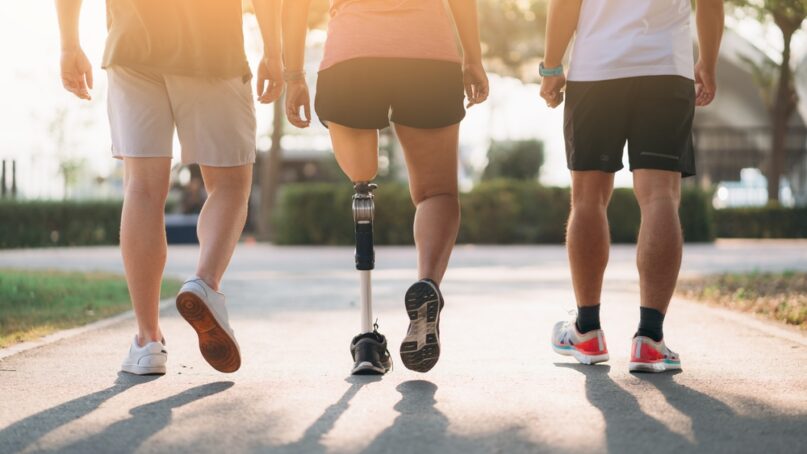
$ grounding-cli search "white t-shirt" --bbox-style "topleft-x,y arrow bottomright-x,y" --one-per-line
567,0 -> 695,82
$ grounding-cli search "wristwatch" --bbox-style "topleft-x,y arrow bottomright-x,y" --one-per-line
539,62 -> 564,77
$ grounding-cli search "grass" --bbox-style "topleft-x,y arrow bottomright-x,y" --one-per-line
0,269 -> 182,348
677,271 -> 807,329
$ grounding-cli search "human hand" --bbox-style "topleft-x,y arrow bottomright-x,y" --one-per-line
694,59 -> 716,107
463,61 -> 489,108
256,56 -> 284,104
60,48 -> 93,100
540,73 -> 566,109
285,80 -> 311,128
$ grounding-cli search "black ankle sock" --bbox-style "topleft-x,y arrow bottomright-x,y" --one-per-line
576,304 -> 601,333
635,307 -> 665,342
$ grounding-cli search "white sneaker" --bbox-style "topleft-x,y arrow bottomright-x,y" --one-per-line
121,335 -> 167,375
176,276 -> 241,373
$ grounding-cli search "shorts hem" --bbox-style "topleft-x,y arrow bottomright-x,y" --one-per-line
628,163 -> 695,178
318,117 -> 391,131
112,153 -> 172,160
181,151 -> 256,168
567,164 -> 624,174
390,113 -> 465,130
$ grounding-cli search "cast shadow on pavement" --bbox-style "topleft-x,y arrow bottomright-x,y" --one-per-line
0,372 -> 160,453
270,379 -> 544,454
268,375 -> 382,454
359,380 -> 542,454
0,373 -> 233,454
555,363 -> 807,453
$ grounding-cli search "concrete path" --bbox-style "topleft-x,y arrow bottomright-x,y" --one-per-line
1,241 -> 806,453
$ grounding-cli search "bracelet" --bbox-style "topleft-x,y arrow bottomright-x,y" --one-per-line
539,62 -> 564,77
283,69 -> 306,82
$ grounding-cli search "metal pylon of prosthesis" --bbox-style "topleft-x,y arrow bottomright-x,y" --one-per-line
353,182 -> 377,333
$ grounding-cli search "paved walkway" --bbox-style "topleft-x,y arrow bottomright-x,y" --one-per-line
1,241 -> 806,453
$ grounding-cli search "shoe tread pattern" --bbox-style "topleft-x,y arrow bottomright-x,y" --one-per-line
176,291 -> 241,373
400,282 -> 442,373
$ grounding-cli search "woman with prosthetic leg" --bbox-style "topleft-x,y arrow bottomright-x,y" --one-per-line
283,0 -> 489,375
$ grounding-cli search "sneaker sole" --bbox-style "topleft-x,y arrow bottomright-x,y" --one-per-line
552,345 -> 610,365
121,364 -> 166,375
176,291 -> 241,373
629,361 -> 681,373
400,282 -> 441,373
351,361 -> 389,375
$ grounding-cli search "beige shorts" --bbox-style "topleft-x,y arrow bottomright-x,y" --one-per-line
106,66 -> 256,167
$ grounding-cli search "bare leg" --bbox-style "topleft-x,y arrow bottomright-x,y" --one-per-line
195,164 -> 253,291
394,123 -> 460,285
120,157 -> 172,346
633,169 -> 682,314
328,123 -> 379,182
567,171 -> 615,308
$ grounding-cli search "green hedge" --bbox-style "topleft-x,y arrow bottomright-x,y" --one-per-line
273,180 -> 716,245
0,200 -> 122,249
715,206 -> 807,238
10,186 -> 803,250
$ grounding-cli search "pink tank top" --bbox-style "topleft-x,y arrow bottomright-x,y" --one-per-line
320,0 -> 462,71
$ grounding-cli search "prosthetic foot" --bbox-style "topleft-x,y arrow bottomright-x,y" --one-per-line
350,182 -> 392,375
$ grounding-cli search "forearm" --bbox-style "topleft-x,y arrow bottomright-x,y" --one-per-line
446,0 -> 482,64
282,0 -> 311,71
695,0 -> 724,69
543,0 -> 582,67
55,0 -> 83,50
253,0 -> 283,58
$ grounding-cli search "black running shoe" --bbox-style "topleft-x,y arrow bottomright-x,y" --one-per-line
400,279 -> 444,372
350,329 -> 392,375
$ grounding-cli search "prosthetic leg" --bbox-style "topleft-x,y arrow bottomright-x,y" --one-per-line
353,182 -> 376,333
349,182 -> 392,375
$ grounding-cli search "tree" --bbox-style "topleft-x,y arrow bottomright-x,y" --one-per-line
729,0 -> 807,203
478,0 -> 548,79
48,106 -> 90,199
482,139 -> 545,181
245,0 -> 330,240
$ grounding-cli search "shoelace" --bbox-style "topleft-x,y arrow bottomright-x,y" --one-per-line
558,310 -> 577,344
373,319 -> 393,372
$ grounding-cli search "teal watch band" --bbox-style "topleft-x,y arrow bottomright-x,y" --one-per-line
539,62 -> 564,77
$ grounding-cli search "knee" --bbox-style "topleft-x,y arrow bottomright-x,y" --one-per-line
410,187 -> 459,206
570,194 -> 609,218
206,179 -> 251,204
635,190 -> 680,211
125,179 -> 169,205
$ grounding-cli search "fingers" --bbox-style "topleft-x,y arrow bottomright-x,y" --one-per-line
259,80 -> 284,104
85,67 -> 94,90
256,76 -> 266,99
694,71 -> 716,107
62,74 -> 91,100
286,98 -> 311,128
540,89 -> 562,109
465,82 -> 489,108
695,84 -> 715,107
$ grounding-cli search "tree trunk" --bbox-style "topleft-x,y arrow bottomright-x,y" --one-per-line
767,18 -> 801,203
258,97 -> 285,241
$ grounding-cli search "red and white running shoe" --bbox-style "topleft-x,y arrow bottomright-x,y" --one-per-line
629,336 -> 681,373
551,319 -> 609,365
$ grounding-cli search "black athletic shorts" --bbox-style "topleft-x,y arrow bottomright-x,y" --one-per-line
315,58 -> 465,130
564,75 -> 696,177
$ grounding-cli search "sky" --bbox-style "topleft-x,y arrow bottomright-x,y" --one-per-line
0,2 -> 803,199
